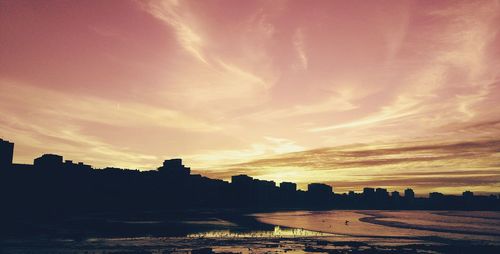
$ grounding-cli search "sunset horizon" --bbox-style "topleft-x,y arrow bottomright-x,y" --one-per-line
2,0 -> 500,196
3,135 -> 499,195
2,1 -> 500,253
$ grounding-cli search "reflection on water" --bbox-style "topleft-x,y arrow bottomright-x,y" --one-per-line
4,211 -> 500,253
187,225 -> 333,238
256,210 -> 500,245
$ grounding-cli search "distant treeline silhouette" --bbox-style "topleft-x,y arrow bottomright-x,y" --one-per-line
1,138 -> 499,216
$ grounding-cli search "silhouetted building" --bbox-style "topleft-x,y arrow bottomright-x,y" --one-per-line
375,188 -> 389,199
0,138 -> 14,169
253,178 -> 276,190
280,182 -> 297,192
404,188 -> 415,199
348,191 -> 356,198
158,158 -> 190,177
34,154 -> 63,169
391,191 -> 401,198
231,174 -> 253,187
363,187 -> 375,198
429,192 -> 445,199
253,178 -> 276,203
64,160 -> 92,171
463,190 -> 474,199
308,183 -> 333,195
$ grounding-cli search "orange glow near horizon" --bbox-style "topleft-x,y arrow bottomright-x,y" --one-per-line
1,0 -> 500,194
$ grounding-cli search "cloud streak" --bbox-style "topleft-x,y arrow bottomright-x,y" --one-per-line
206,137 -> 500,194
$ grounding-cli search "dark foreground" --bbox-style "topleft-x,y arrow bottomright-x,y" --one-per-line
1,210 -> 500,254
4,236 -> 500,254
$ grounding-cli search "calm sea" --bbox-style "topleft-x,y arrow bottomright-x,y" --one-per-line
255,210 -> 500,245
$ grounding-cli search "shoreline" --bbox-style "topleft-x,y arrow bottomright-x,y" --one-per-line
2,210 -> 500,253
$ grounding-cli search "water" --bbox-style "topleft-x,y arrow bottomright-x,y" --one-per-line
187,225 -> 334,238
255,210 -> 500,245
3,210 -> 500,253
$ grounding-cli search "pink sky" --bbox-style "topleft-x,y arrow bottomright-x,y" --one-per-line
1,0 -> 499,194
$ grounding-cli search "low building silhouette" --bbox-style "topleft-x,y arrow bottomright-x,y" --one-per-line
308,183 -> 333,195
158,158 -> 190,177
348,190 -> 356,198
429,192 -> 445,200
64,160 -> 92,171
231,174 -> 253,187
307,183 -> 333,199
463,190 -> 474,199
34,154 -> 63,169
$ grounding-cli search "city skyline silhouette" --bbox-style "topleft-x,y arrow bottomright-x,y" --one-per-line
2,0 -> 500,197
2,137 -> 498,213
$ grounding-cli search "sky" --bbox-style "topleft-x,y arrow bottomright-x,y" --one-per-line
1,0 -> 500,194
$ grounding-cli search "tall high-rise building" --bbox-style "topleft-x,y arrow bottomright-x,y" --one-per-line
0,138 -> 14,169
404,188 -> 415,199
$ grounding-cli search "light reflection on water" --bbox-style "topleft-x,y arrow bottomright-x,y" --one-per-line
187,225 -> 333,238
256,210 -> 500,244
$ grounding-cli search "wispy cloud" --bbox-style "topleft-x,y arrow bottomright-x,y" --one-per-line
293,28 -> 308,70
144,0 -> 207,63
0,80 -> 218,132
309,0 -> 500,136
142,0 -> 278,115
